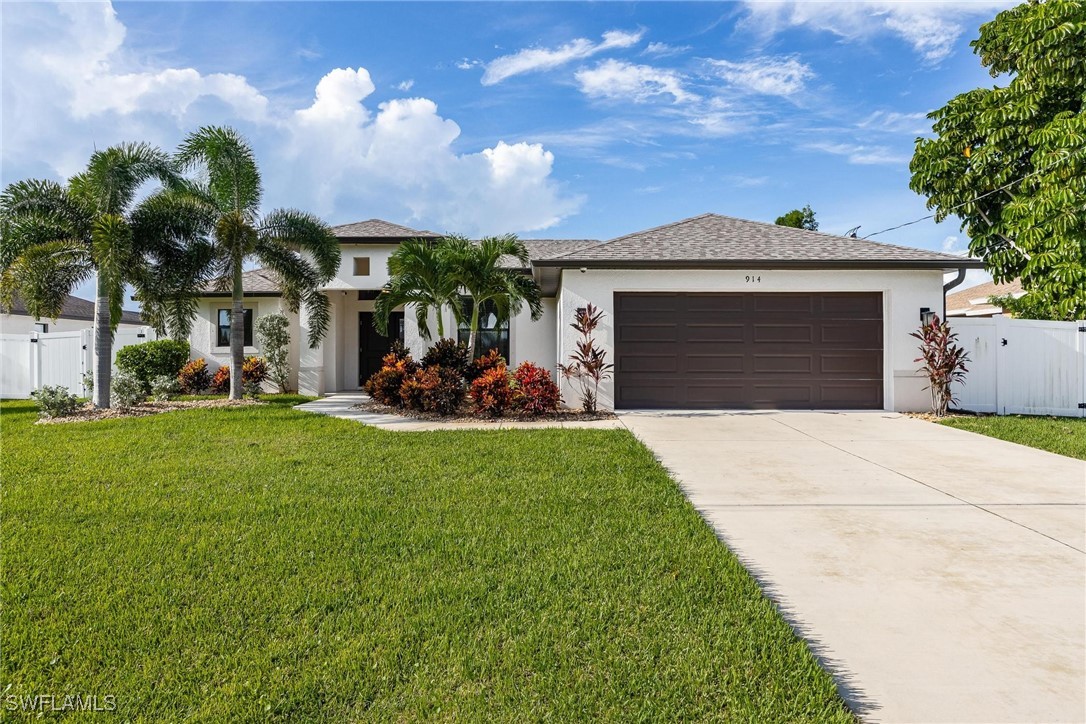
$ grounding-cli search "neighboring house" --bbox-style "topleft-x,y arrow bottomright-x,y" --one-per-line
0,294 -> 144,334
185,213 -> 981,411
946,279 -> 1023,317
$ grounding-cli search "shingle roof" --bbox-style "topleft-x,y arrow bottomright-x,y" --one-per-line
199,269 -> 281,296
946,278 -> 1022,316
331,218 -> 440,240
519,239 -> 603,263
537,213 -> 982,268
5,294 -> 143,324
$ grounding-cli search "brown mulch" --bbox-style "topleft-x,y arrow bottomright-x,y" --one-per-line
37,398 -> 264,424
352,398 -> 617,424
905,410 -> 987,423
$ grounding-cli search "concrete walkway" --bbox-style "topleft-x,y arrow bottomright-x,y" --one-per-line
619,410 -> 1086,723
294,392 -> 624,431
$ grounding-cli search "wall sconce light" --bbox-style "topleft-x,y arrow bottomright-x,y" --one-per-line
920,307 -> 935,325
579,267 -> 588,274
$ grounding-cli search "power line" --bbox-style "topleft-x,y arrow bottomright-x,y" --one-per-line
861,150 -> 1084,240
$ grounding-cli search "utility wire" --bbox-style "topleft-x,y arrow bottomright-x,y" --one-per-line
861,149 -> 1084,240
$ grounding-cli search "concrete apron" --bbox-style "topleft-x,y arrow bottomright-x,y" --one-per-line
618,410 -> 1086,724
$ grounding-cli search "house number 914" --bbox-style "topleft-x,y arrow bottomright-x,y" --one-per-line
745,275 -> 761,283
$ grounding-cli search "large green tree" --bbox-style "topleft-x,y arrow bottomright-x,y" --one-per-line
374,237 -> 461,340
910,0 -> 1085,320
775,204 -> 818,231
175,126 -> 340,399
443,234 -> 543,358
0,143 -> 199,407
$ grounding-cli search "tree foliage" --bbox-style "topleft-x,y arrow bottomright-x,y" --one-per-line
774,204 -> 818,231
910,0 -> 1086,320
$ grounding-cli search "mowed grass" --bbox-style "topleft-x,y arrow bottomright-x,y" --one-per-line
940,414 -> 1086,460
1,398 -> 851,722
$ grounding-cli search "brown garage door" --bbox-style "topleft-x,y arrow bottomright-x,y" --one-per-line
614,292 -> 883,409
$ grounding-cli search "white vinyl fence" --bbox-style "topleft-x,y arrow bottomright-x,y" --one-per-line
950,317 -> 1086,417
0,327 -> 158,399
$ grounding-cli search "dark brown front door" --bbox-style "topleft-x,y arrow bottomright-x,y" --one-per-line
359,311 -> 404,385
614,292 -> 883,410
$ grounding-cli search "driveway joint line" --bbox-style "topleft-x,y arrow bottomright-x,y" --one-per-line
767,415 -> 1086,555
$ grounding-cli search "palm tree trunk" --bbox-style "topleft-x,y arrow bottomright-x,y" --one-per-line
230,265 -> 245,400
92,274 -> 112,408
436,305 -> 444,339
468,302 -> 480,359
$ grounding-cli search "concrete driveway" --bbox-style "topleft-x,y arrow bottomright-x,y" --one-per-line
619,410 -> 1085,723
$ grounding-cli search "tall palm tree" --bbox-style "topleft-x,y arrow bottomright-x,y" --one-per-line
443,234 -> 543,358
175,126 -> 339,400
373,237 -> 461,340
0,143 -> 191,407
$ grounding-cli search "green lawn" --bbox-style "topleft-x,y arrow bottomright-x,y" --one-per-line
940,414 -> 1086,460
1,398 -> 851,722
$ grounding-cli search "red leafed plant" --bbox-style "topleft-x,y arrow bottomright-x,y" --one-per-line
210,356 -> 268,395
364,343 -> 418,407
910,314 -> 969,416
512,361 -> 561,415
467,348 -> 506,382
400,365 -> 465,415
558,304 -> 613,414
470,364 -> 514,417
177,358 -> 212,394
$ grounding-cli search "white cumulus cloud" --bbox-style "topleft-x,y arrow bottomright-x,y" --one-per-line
481,29 -> 644,85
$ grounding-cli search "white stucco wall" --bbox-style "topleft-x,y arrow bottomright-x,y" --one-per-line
0,314 -> 144,335
554,268 -> 946,412
190,297 -> 301,392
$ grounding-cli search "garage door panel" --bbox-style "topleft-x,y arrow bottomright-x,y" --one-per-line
753,324 -> 814,343
686,354 -> 745,374
752,354 -> 814,374
752,294 -> 815,314
820,293 -> 882,316
820,321 -> 881,345
614,292 -> 883,410
617,323 -> 677,343
820,352 -> 882,375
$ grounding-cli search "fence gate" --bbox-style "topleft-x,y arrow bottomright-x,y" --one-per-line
950,317 -> 1086,417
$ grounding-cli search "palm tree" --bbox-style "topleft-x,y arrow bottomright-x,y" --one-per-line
175,126 -> 339,400
0,143 -> 191,408
443,234 -> 543,358
373,237 -> 461,340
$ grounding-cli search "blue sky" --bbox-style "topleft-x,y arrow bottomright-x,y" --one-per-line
3,1 -> 1015,302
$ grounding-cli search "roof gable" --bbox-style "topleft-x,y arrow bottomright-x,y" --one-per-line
331,218 -> 440,241
538,213 -> 981,269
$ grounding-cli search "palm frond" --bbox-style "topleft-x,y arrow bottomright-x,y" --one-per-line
176,126 -> 262,216
70,142 -> 178,216
0,240 -> 92,319
259,208 -> 339,283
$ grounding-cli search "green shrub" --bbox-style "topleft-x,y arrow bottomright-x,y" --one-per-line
178,359 -> 212,394
115,339 -> 190,392
150,375 -> 180,402
30,385 -> 81,419
255,314 -> 291,392
111,370 -> 146,409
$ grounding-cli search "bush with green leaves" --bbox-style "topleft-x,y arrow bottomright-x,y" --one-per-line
150,375 -> 181,402
111,369 -> 146,409
30,385 -> 80,419
255,313 -> 291,393
115,339 -> 190,392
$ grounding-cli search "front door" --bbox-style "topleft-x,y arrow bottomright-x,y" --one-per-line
359,311 -> 404,385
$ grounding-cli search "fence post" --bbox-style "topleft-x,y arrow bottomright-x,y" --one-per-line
993,315 -> 1009,415
1079,320 -> 1086,419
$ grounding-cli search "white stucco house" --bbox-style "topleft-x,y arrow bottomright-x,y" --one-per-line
186,213 -> 981,411
1,294 -> 144,334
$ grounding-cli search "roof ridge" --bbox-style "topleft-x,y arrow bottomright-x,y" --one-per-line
547,213 -> 718,261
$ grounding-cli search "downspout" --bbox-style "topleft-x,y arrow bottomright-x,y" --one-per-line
942,267 -> 967,320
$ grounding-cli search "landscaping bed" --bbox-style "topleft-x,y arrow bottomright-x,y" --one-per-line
351,396 -> 616,423
35,397 -> 263,424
